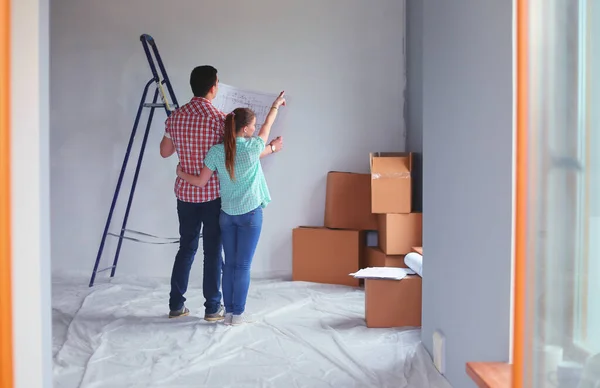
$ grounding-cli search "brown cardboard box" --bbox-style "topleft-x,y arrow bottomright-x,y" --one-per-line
412,246 -> 423,255
292,227 -> 365,287
378,213 -> 422,255
324,172 -> 378,231
370,152 -> 413,214
365,276 -> 422,328
365,247 -> 407,268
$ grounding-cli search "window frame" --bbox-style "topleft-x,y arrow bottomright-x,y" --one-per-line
569,0 -> 595,361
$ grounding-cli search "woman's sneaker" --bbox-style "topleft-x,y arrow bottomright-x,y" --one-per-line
223,313 -> 233,326
231,313 -> 255,326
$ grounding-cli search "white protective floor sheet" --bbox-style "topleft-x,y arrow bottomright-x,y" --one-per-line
52,273 -> 452,388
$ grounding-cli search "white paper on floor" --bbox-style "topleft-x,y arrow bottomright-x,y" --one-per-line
52,273 -> 452,388
350,267 -> 415,280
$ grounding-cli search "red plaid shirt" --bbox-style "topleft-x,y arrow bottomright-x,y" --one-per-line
165,97 -> 226,203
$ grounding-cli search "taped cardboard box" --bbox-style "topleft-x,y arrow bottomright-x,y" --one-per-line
365,276 -> 422,328
292,227 -> 365,287
378,213 -> 422,255
370,152 -> 413,214
365,247 -> 407,268
324,172 -> 378,231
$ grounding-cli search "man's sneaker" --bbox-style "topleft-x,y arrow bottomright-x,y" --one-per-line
223,313 -> 233,326
204,305 -> 225,322
231,313 -> 255,326
168,306 -> 190,319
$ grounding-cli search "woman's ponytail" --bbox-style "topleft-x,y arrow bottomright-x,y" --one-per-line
224,112 -> 237,180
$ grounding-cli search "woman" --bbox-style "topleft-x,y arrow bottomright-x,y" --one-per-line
176,91 -> 286,326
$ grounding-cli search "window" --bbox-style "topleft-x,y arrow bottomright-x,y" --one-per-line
518,1 -> 600,385
525,0 -> 600,385
573,0 -> 600,355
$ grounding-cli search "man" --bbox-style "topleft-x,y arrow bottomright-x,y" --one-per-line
160,65 -> 283,320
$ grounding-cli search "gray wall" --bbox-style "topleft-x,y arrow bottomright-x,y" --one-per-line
50,0 -> 406,279
419,1 -> 514,387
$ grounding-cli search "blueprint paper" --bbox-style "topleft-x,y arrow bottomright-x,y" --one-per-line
212,82 -> 288,136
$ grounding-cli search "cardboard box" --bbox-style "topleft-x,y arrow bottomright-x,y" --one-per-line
370,152 -> 413,214
292,227 -> 365,287
365,276 -> 422,328
365,247 -> 407,268
324,172 -> 378,231
412,246 -> 423,255
378,213 -> 422,255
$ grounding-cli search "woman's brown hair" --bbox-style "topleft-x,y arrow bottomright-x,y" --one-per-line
223,108 -> 256,180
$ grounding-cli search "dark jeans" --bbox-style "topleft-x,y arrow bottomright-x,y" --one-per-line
169,198 -> 223,314
220,207 -> 263,315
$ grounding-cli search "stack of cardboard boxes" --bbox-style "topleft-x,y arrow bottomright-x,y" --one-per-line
292,152 -> 423,328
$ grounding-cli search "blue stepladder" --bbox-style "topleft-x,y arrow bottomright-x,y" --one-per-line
89,34 -> 180,287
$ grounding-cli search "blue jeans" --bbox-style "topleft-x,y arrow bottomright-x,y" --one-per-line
169,198 -> 223,314
220,207 -> 263,315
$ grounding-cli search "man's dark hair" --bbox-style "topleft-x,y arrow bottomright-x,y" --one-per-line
190,65 -> 218,97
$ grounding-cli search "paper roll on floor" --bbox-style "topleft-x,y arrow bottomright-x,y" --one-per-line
404,252 -> 423,277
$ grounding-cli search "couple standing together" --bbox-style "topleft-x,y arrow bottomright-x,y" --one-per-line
159,65 -> 286,326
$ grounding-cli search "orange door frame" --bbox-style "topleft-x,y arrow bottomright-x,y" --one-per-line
513,0 -> 530,387
0,0 -> 13,387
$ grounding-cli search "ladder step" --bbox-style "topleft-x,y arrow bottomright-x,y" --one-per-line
107,231 -> 181,244
121,228 -> 179,240
143,103 -> 169,108
144,102 -> 178,108
96,265 -> 116,274
143,103 -> 178,111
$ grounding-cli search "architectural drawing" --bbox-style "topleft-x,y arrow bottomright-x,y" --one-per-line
212,82 -> 287,133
